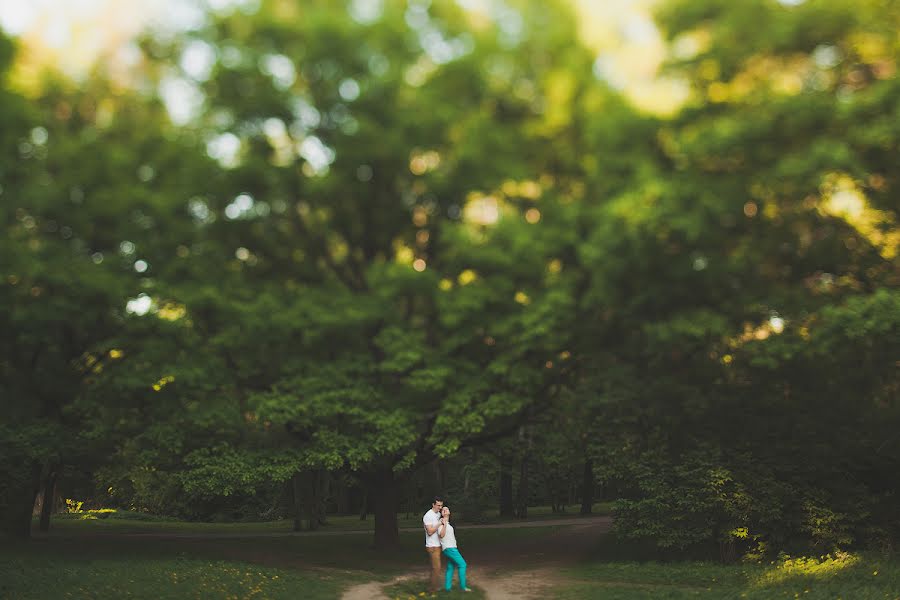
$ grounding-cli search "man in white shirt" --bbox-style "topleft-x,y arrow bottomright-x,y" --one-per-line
423,495 -> 444,592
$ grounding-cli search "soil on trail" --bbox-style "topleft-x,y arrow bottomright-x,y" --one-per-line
341,516 -> 612,600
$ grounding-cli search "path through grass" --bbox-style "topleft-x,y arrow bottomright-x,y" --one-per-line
4,520 -> 580,599
8,514 -> 899,600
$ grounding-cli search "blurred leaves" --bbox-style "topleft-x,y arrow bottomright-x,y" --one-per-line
0,0 -> 897,548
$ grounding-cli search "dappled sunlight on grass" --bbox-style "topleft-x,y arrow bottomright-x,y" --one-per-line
75,508 -> 118,520
754,552 -> 861,587
556,549 -> 900,599
10,518 -> 900,599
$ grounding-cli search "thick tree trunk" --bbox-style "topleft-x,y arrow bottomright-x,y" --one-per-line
359,488 -> 368,521
0,461 -> 42,538
38,466 -> 58,532
291,470 -> 331,531
335,480 -> 344,515
372,468 -> 400,551
515,452 -> 529,519
291,472 -> 304,532
307,470 -> 320,531
499,455 -> 514,517
302,470 -> 324,531
580,458 -> 594,515
317,471 -> 330,526
433,460 -> 446,494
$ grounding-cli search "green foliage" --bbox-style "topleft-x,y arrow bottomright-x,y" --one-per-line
613,451 -> 753,551
1,0 -> 897,551
577,0 -> 899,555
179,445 -> 303,497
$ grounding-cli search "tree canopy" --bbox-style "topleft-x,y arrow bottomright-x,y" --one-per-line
1,0 -> 897,555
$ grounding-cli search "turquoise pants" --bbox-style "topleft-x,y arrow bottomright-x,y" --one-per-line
442,547 -> 467,590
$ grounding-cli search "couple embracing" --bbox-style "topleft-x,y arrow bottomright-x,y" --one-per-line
423,495 -> 472,593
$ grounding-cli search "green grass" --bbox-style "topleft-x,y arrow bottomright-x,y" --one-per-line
44,513 -> 293,534
40,502 -> 612,535
0,551 -> 355,599
554,553 -> 900,599
1,533 -> 408,599
12,515 -> 897,600
43,508 -> 898,600
5,522 -> 572,599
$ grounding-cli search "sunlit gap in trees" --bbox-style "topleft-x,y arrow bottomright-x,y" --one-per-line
1,0 -> 689,120
402,166 -> 551,274
126,293 -> 153,316
125,293 -> 186,320
460,178 -> 544,229
464,193 -> 500,226
739,315 -> 787,344
818,174 -> 899,260
409,150 -> 441,176
719,315 -> 788,364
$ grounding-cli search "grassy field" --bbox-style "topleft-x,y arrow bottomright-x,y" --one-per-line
2,523 -> 567,598
552,553 -> 900,599
38,502 -> 613,535
8,510 -> 899,599
1,552 -> 353,599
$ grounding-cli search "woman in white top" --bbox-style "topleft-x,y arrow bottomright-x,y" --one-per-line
438,506 -> 472,592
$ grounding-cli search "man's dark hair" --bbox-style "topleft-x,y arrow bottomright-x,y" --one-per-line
432,495 -> 444,504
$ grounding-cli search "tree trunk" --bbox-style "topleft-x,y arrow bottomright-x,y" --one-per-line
307,470 -> 320,531
580,458 -> 594,515
317,470 -> 330,526
291,472 -> 304,532
433,460 -> 446,494
0,460 -> 42,538
38,466 -> 58,532
372,467 -> 400,551
290,470 -> 332,531
515,452 -> 529,519
359,488 -> 368,521
336,478 -> 348,514
499,455 -> 514,517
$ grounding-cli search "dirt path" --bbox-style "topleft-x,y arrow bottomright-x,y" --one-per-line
459,566 -> 561,600
340,568 -> 562,600
340,572 -> 419,600
340,517 -> 611,600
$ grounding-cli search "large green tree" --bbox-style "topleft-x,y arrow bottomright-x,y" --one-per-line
579,0 -> 899,553
87,0 -> 600,548
4,0 -> 897,557
0,31 -> 228,536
